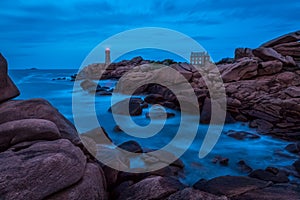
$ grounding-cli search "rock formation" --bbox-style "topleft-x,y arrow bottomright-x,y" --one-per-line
2,30 -> 300,199
79,30 -> 300,141
0,53 -> 20,102
0,54 -> 108,200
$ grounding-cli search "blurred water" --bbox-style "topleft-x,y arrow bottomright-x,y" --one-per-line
9,69 -> 299,185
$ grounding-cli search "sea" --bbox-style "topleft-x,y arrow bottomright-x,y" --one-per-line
9,69 -> 299,185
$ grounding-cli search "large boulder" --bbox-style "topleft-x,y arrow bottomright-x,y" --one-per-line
0,53 -> 20,103
260,31 -> 300,66
273,42 -> 300,65
257,60 -> 283,75
0,139 -> 86,200
260,30 -> 300,48
0,53 -> 108,200
252,47 -> 296,67
0,119 -> 61,152
0,99 -> 80,144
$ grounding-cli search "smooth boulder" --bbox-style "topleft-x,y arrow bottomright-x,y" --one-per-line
0,99 -> 80,144
0,119 -> 61,152
0,139 -> 86,200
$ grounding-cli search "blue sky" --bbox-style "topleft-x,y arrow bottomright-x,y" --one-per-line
1,0 -> 299,69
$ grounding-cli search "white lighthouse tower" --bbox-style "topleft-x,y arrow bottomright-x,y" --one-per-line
105,48 -> 111,65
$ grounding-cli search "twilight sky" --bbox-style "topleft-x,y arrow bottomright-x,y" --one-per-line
1,0 -> 299,69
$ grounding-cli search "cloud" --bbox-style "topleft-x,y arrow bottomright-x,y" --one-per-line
0,0 -> 299,68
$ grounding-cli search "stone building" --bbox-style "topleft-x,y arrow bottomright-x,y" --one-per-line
190,52 -> 210,66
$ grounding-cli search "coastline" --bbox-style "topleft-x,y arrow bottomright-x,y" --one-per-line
1,31 -> 300,199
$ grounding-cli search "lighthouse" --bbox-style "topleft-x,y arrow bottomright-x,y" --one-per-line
105,48 -> 111,65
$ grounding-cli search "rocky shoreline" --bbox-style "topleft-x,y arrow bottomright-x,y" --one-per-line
0,31 -> 300,200
79,31 -> 300,141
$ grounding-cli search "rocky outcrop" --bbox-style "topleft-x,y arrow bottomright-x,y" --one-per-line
252,47 -> 296,67
0,139 -> 86,199
261,31 -> 300,48
79,31 -> 300,141
68,31 -> 300,199
235,48 -> 254,60
2,31 -> 300,199
219,57 -> 258,82
0,55 -> 108,200
0,53 -> 20,102
261,31 -> 300,66
77,56 -> 148,80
